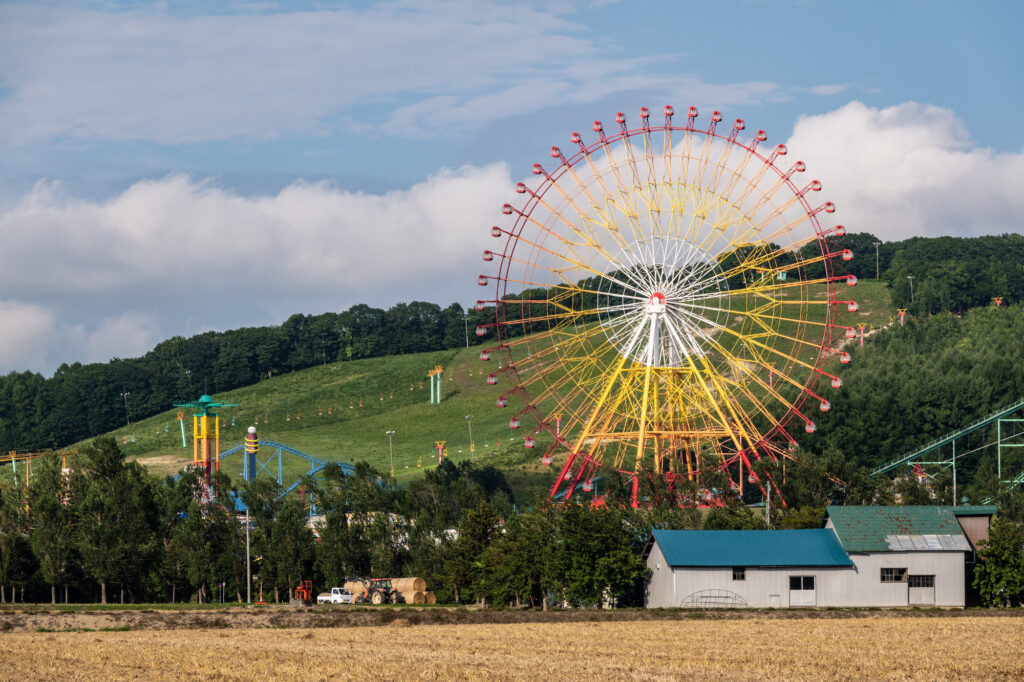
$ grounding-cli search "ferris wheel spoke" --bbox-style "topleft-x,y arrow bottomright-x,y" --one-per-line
577,149 -> 647,250
504,221 -> 651,295
524,187 -> 642,280
596,133 -> 655,246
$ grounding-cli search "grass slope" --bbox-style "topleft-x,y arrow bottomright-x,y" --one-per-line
53,280 -> 893,497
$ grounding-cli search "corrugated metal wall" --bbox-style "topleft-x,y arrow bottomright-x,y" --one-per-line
645,548 -> 965,608
955,515 -> 990,550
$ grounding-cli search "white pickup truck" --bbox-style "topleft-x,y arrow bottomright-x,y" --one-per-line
317,587 -> 353,605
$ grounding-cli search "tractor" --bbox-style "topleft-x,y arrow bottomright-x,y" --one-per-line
351,577 -> 399,604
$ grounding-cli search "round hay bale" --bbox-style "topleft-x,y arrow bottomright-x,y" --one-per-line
343,581 -> 367,601
392,577 -> 426,593
424,591 -> 436,604
401,590 -> 425,604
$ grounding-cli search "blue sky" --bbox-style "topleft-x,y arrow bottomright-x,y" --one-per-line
0,0 -> 1021,373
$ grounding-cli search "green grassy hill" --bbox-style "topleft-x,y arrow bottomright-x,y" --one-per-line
53,280 -> 894,497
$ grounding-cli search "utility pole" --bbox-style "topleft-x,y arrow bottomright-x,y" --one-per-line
907,275 -> 915,303
386,429 -> 396,476
874,241 -> 882,279
120,391 -> 131,426
245,507 -> 251,604
463,312 -> 470,348
465,415 -> 474,454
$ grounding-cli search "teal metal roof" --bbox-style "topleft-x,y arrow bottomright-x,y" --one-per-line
824,505 -> 970,553
649,529 -> 852,567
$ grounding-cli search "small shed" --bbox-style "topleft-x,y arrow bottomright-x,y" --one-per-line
643,529 -> 852,608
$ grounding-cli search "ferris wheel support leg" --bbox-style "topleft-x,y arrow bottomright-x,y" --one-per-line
631,473 -> 639,508
739,449 -> 776,508
551,450 -> 580,501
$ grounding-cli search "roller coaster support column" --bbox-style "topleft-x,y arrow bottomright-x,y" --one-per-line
244,426 -> 259,482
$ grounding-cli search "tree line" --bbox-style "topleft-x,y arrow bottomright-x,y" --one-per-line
3,436 -> 1022,607
802,231 -> 1024,314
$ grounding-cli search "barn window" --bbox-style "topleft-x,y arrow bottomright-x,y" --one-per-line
909,575 -> 934,588
880,568 -> 907,583
789,576 -> 814,590
732,567 -> 745,581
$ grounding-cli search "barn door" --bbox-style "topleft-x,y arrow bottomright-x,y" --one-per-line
789,575 -> 816,607
908,575 -> 935,605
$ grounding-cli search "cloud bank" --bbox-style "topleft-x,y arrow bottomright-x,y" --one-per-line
786,101 -> 1024,240
0,163 -> 512,373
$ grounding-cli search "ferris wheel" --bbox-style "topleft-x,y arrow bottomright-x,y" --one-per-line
475,106 -> 857,506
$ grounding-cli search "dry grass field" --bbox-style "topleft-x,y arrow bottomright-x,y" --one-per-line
1,615 -> 1022,681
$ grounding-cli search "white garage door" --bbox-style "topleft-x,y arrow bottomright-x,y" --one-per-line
789,575 -> 816,607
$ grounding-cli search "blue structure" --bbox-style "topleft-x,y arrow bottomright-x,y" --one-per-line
218,439 -> 355,514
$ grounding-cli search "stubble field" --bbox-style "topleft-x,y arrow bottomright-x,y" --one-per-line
1,612 -> 1022,680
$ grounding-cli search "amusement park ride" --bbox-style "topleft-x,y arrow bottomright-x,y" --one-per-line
476,105 -> 859,507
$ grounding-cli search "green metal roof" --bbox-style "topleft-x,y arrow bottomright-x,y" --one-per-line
941,505 -> 998,516
649,529 -> 852,567
824,505 -> 970,553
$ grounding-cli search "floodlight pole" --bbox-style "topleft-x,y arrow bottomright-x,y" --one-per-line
907,275 -> 915,303
245,507 -> 251,604
386,429 -> 396,476
464,312 -> 469,348
120,391 -> 131,426
874,242 -> 881,280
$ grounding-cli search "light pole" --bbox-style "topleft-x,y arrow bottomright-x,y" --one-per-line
386,429 -> 396,476
907,275 -> 915,303
120,391 -> 131,426
463,312 -> 470,348
874,242 -> 882,280
465,415 -> 474,454
245,507 -> 251,604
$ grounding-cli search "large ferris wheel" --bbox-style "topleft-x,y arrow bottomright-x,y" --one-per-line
476,106 -> 857,506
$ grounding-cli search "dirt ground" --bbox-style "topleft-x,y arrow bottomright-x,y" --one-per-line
0,603 -> 1021,633
0,608 -> 1022,680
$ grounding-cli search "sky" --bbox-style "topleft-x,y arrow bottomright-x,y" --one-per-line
0,0 -> 1022,375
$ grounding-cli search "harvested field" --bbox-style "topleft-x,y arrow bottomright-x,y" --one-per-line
1,614 -> 1022,680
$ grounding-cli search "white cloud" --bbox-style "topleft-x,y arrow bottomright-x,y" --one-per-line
0,164 -> 513,372
0,2 -> 780,144
75,312 -> 163,364
0,300 -> 56,371
0,302 -> 165,373
785,101 -> 1024,240
809,84 -> 849,96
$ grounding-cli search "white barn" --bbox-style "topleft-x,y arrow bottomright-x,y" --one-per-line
643,505 -> 991,609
